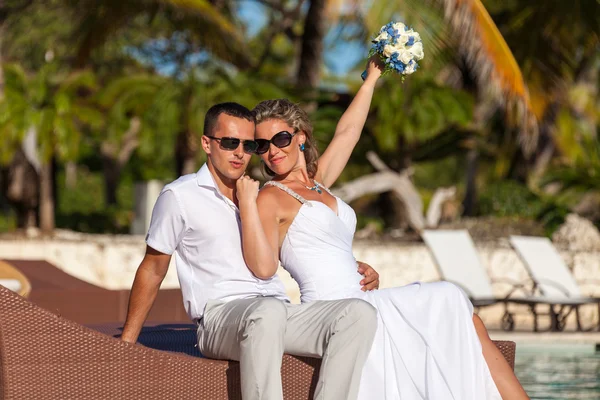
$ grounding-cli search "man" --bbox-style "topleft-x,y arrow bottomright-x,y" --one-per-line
121,102 -> 380,400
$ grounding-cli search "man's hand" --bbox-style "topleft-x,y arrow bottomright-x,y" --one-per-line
358,261 -> 379,291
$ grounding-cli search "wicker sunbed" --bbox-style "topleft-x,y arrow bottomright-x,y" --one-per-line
0,260 -> 31,298
3,259 -> 189,324
0,285 -> 516,399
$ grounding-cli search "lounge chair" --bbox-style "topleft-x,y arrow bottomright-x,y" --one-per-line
3,259 -> 188,324
423,229 -> 577,331
510,235 -> 600,331
0,285 -> 517,399
0,260 -> 31,298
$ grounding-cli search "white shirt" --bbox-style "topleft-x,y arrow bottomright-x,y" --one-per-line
146,163 -> 289,321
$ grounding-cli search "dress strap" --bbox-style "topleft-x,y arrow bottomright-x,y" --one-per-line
263,181 -> 313,206
313,180 -> 334,196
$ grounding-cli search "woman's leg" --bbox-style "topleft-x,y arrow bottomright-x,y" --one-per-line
473,314 -> 530,400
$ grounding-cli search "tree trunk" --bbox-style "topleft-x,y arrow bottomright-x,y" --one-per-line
3,150 -> 39,229
100,117 -> 141,205
462,147 -> 478,216
529,100 -> 560,182
102,156 -> 120,206
39,162 -> 55,233
175,130 -> 198,177
296,0 -> 326,89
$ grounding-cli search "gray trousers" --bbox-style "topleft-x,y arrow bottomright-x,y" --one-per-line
197,297 -> 377,400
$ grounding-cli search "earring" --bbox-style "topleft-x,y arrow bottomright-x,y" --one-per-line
300,143 -> 305,151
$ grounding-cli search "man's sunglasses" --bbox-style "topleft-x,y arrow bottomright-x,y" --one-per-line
204,135 -> 258,154
255,131 -> 297,155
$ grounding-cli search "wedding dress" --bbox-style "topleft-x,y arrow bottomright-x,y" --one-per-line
265,180 -> 502,400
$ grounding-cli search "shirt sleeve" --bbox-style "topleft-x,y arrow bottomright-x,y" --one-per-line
145,189 -> 187,255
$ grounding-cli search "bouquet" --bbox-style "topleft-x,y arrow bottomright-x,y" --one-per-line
362,21 -> 424,81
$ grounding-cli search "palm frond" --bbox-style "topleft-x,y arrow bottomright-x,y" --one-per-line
69,0 -> 253,69
437,0 -> 538,154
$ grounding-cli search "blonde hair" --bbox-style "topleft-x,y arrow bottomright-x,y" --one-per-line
252,99 -> 319,178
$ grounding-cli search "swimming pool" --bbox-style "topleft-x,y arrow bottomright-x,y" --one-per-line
515,344 -> 600,399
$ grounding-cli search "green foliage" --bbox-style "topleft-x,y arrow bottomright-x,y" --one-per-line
484,0 -> 600,86
370,77 -> 474,152
56,168 -> 134,233
1,0 -> 598,237
0,211 -> 17,233
0,63 -> 100,164
478,180 -> 570,236
479,181 -> 546,218
413,157 -> 465,190
3,1 -> 76,70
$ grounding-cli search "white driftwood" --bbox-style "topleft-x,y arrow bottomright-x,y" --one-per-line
332,152 -> 426,233
426,186 -> 457,228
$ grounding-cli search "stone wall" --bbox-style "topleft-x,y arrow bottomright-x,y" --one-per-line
2,230 -> 599,330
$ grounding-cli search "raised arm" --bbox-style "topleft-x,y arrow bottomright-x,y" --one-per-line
121,247 -> 171,342
237,176 -> 280,279
316,57 -> 384,187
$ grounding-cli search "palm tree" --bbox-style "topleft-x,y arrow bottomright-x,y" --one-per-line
296,0 -> 327,89
95,68 -> 290,205
0,63 -> 102,232
360,0 -> 540,215
481,0 -> 600,181
66,0 -> 253,70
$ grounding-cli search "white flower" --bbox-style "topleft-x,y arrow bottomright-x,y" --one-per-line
408,41 -> 424,60
375,31 -> 390,42
392,22 -> 406,32
404,61 -> 417,75
397,33 -> 410,46
412,32 -> 421,42
398,49 -> 414,64
383,44 -> 396,58
390,42 -> 406,54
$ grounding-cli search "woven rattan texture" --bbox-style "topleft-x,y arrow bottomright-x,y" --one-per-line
0,286 -> 516,399
491,340 -> 516,370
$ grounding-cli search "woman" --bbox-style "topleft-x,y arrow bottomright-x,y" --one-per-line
236,59 -> 529,399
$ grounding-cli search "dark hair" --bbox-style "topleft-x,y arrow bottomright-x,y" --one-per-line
252,99 -> 319,178
203,102 -> 254,136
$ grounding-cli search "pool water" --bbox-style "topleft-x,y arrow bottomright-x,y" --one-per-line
515,344 -> 600,399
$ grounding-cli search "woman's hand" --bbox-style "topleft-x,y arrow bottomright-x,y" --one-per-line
236,175 -> 260,207
363,55 -> 385,83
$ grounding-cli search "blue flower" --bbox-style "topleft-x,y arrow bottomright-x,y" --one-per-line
373,41 -> 386,52
407,36 -> 415,46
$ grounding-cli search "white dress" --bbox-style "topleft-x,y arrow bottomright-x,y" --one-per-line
265,181 -> 502,400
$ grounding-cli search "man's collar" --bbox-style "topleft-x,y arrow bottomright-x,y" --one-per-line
196,163 -> 216,188
196,163 -> 236,206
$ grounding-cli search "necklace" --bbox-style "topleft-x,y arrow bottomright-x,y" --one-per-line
281,178 -> 323,194
303,180 -> 322,194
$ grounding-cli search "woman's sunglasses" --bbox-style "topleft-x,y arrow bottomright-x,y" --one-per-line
255,131 -> 297,155
204,135 -> 259,154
